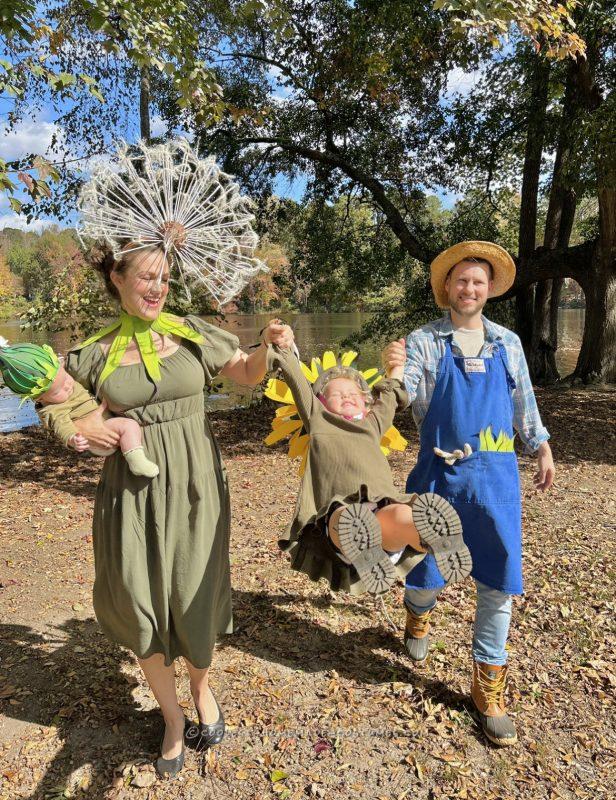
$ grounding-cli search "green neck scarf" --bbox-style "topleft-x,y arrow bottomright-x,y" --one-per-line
75,310 -> 205,387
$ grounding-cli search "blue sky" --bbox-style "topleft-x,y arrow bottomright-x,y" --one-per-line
0,64 -> 482,233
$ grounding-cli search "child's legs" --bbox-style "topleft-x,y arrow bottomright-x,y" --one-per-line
404,587 -> 441,615
329,502 -> 427,554
104,416 -> 143,453
472,580 -> 512,666
374,503 -> 427,553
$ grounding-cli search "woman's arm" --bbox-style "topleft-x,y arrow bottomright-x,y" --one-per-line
220,320 -> 294,386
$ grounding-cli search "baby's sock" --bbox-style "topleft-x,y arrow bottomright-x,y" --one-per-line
123,447 -> 159,478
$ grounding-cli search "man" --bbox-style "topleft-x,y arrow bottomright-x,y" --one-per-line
383,241 -> 555,747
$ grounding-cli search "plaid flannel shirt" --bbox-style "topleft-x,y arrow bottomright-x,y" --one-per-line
403,313 -> 550,453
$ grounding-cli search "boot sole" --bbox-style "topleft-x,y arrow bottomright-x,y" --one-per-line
337,504 -> 396,595
412,493 -> 472,583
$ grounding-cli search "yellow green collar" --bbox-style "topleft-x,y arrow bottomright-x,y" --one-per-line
75,311 -> 204,387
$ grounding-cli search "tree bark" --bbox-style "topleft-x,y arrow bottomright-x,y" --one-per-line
567,50 -> 615,383
515,55 -> 550,354
571,155 -> 616,383
140,68 -> 151,142
529,61 -> 579,384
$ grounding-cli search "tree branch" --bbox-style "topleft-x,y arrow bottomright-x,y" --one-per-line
237,136 -> 431,262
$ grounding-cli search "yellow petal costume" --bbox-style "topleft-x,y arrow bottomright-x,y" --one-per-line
264,346 -> 423,596
264,349 -> 408,475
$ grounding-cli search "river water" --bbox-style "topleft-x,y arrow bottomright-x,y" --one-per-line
0,309 -> 585,431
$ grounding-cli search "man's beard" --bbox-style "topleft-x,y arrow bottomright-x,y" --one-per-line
449,297 -> 487,317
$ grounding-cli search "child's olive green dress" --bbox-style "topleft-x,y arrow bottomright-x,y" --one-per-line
62,316 -> 239,668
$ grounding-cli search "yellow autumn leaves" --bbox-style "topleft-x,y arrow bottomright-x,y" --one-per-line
264,350 -> 408,475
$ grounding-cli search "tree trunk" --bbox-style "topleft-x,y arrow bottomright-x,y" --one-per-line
528,59 -> 581,384
515,55 -> 550,354
140,68 -> 151,142
529,191 -> 577,383
568,46 -> 615,383
571,175 -> 616,383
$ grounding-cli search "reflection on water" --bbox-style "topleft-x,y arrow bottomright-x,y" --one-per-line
0,309 -> 585,429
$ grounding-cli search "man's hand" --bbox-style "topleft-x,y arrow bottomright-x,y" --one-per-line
382,338 -> 406,379
73,400 -> 120,450
534,441 -> 555,491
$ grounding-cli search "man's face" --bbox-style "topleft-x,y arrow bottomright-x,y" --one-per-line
445,260 -> 493,318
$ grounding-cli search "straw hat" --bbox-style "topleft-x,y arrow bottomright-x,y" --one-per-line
430,241 -> 516,309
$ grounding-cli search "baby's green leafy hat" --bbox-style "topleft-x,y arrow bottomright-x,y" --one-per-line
0,340 -> 60,402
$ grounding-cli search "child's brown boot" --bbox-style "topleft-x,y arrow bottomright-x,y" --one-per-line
471,661 -> 518,746
403,607 -> 432,662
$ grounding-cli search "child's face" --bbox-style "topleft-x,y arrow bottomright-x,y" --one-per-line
38,365 -> 75,404
321,377 -> 367,418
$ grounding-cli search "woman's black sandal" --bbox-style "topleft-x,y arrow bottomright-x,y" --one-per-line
198,694 -> 225,748
155,718 -> 189,778
185,693 -> 225,751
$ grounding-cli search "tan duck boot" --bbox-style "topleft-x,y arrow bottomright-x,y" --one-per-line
471,661 -> 518,746
403,607 -> 432,662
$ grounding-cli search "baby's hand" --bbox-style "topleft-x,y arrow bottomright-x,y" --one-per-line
68,433 -> 90,453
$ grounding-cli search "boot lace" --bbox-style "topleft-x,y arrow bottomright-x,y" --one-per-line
475,665 -> 507,708
405,608 -> 431,638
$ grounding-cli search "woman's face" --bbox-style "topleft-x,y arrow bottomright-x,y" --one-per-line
111,248 -> 170,321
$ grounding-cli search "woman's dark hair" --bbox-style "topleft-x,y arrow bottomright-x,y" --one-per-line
90,240 -> 166,299
90,240 -> 132,300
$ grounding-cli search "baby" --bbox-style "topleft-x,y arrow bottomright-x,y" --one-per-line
266,345 -> 472,595
0,341 -> 158,478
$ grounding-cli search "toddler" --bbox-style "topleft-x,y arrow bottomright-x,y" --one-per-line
266,345 -> 472,595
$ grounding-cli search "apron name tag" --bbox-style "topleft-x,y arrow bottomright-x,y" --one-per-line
464,358 -> 486,373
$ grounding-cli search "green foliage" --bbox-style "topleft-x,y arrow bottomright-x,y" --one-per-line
435,0 -> 586,59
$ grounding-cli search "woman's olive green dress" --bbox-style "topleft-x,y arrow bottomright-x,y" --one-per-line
64,315 -> 239,668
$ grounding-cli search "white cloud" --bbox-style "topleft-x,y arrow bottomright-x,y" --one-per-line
0,213 -> 57,233
150,115 -> 167,138
444,66 -> 485,98
0,120 -> 66,162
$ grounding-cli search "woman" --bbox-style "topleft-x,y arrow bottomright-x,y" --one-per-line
41,243 -> 294,777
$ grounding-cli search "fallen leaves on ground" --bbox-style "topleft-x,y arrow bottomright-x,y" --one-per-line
0,387 -> 614,799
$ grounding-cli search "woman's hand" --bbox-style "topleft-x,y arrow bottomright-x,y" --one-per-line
262,319 -> 294,350
73,401 -> 120,450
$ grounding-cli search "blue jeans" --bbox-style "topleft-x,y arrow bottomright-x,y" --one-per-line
404,580 -> 512,666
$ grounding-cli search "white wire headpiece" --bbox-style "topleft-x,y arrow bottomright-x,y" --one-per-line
77,138 -> 267,306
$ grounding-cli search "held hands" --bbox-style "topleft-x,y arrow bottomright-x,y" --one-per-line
382,338 -> 406,380
73,400 -> 120,451
534,442 -> 555,491
262,319 -> 295,350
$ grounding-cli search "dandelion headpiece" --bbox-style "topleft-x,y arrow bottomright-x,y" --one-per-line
264,350 -> 408,475
78,138 -> 267,306
0,340 -> 60,404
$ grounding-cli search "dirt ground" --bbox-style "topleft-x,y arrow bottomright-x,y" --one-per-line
0,387 -> 615,800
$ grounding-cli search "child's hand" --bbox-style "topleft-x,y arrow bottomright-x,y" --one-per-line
68,433 -> 90,452
382,338 -> 406,379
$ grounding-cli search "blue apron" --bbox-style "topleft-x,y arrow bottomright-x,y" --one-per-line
406,337 -> 523,594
